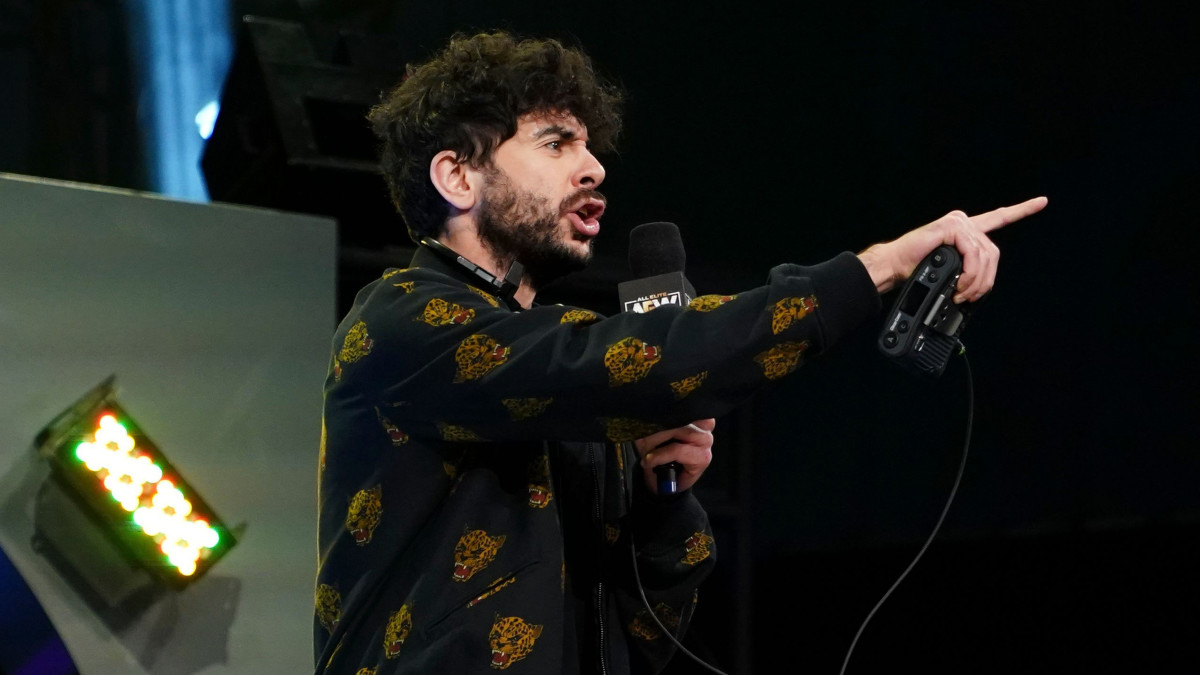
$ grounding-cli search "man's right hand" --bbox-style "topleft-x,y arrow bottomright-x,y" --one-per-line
857,196 -> 1048,303
633,419 -> 716,495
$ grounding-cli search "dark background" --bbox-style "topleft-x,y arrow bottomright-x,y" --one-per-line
3,1 -> 1198,673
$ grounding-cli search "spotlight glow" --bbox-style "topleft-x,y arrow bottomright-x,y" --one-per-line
195,100 -> 220,140
74,412 -> 222,576
37,378 -> 238,587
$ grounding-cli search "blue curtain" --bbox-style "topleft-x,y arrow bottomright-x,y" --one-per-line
123,0 -> 233,202
0,545 -> 77,674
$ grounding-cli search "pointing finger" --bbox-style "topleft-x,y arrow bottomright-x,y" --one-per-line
970,196 -> 1048,233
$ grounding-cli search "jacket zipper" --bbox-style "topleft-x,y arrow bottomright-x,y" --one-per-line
588,442 -> 608,675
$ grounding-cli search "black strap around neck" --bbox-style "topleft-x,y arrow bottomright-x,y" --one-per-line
419,237 -> 524,299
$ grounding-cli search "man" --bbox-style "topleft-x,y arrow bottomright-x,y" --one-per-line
315,31 -> 1046,675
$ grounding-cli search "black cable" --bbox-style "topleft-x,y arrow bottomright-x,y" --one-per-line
624,435 -> 729,674
629,537 -> 731,675
838,343 -> 975,675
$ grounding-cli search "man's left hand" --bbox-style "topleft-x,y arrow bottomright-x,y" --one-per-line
633,419 -> 716,494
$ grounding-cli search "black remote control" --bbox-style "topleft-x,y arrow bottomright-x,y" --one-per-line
878,245 -> 975,377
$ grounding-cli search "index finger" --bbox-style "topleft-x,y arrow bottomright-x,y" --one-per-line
637,421 -> 709,452
970,196 -> 1048,233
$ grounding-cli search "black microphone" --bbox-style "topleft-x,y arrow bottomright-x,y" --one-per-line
619,222 -> 697,313
617,222 -> 696,494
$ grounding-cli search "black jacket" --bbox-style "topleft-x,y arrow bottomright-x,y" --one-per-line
314,244 -> 879,674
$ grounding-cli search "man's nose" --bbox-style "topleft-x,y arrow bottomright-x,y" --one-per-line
575,149 -> 606,188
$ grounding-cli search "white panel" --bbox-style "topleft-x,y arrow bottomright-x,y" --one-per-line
0,173 -> 337,674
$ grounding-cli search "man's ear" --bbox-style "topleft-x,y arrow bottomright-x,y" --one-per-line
429,150 -> 479,211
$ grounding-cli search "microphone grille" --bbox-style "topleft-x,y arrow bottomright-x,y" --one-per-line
628,221 -> 686,277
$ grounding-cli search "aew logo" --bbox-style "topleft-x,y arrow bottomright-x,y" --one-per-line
623,291 -> 686,314
618,271 -> 696,316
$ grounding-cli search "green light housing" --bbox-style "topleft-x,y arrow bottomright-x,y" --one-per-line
35,376 -> 238,587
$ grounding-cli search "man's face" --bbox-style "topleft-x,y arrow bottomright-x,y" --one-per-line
475,113 -> 606,289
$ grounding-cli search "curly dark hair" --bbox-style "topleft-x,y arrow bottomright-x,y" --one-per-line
368,31 -> 624,242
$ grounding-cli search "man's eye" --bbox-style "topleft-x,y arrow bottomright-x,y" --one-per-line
547,141 -> 562,151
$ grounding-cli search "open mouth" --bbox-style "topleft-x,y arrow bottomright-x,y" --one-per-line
566,199 -> 605,237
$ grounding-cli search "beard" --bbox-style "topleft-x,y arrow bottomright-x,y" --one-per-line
476,167 -> 600,291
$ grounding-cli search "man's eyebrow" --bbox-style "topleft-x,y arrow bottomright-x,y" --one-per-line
532,124 -> 577,141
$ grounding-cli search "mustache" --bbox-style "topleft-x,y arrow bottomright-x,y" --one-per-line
559,188 -> 606,214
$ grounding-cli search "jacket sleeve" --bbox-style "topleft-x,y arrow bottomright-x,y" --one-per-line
613,478 -> 717,674
328,251 -> 880,444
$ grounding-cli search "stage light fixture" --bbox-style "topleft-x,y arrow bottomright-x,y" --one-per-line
34,376 -> 238,587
